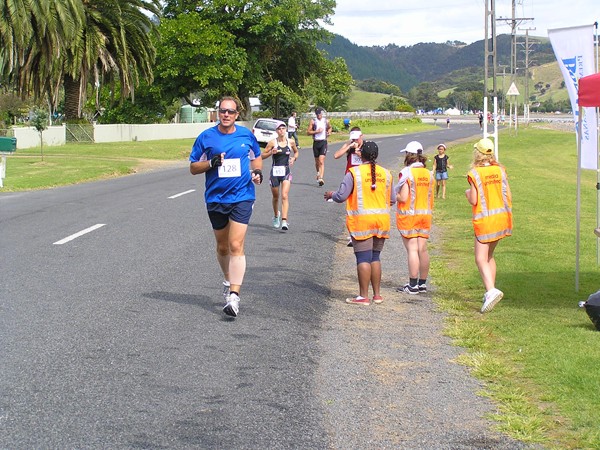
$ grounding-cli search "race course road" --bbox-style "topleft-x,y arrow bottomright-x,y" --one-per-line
0,123 -> 529,448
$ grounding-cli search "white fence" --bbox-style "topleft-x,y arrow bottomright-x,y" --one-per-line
12,125 -> 68,149
9,121 -> 255,149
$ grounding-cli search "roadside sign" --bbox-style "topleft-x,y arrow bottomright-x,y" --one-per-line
506,82 -> 520,96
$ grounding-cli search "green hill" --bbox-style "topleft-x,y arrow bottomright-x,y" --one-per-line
481,61 -> 568,104
320,33 -> 558,95
346,88 -> 389,111
322,33 -> 568,111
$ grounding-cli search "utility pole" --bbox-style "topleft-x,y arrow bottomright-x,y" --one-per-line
496,0 -> 533,82
518,27 -> 537,123
498,64 -> 509,115
496,0 -> 533,123
484,0 -> 497,98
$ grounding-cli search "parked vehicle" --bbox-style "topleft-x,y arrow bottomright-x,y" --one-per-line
252,118 -> 285,147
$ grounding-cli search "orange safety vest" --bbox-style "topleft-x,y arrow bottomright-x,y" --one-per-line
346,163 -> 392,240
396,166 -> 434,238
467,165 -> 513,243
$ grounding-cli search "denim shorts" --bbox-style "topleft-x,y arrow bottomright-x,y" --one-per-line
435,171 -> 449,181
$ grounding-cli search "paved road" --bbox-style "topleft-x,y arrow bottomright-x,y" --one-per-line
0,123 -> 527,448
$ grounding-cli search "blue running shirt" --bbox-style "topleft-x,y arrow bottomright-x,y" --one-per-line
190,125 -> 261,204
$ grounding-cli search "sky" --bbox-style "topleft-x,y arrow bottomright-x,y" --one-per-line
324,1 -> 598,47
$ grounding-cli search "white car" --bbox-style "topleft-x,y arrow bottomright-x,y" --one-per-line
252,118 -> 285,147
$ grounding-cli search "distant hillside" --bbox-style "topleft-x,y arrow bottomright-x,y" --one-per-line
346,87 -> 388,111
318,34 -> 556,93
318,36 -> 418,93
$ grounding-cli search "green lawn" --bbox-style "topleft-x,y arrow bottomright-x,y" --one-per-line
2,139 -> 193,190
1,119 -> 434,191
431,126 -> 600,447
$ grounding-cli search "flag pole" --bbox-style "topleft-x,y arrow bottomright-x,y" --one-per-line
594,22 -> 599,266
577,106 -> 582,291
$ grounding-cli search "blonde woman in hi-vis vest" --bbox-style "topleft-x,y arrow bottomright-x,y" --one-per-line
465,138 -> 513,313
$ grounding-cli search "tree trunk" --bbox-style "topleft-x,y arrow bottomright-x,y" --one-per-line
63,74 -> 81,121
39,131 -> 44,161
240,96 -> 252,121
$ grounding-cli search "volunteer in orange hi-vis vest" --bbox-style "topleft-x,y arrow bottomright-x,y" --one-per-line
324,141 -> 393,306
465,137 -> 513,313
395,141 -> 434,295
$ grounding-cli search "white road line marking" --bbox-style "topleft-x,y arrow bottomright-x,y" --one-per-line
53,224 -> 106,245
169,189 -> 195,199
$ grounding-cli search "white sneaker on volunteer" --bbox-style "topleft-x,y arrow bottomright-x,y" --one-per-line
481,288 -> 504,313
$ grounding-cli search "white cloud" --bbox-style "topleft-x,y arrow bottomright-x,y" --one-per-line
325,0 -> 598,47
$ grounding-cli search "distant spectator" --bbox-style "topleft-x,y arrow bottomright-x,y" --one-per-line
432,143 -> 453,199
287,111 -> 299,147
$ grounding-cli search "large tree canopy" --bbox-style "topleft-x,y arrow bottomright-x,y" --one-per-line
154,13 -> 247,108
0,0 -> 161,120
157,0 -> 343,119
0,0 -> 84,104
2,0 -> 354,124
62,0 -> 161,120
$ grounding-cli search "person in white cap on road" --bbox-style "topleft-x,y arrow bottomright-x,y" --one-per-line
334,126 -> 366,246
334,126 -> 364,173
262,121 -> 299,231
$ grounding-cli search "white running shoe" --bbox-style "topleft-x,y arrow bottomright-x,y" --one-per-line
223,292 -> 240,317
272,211 -> 281,228
481,288 -> 504,313
222,280 -> 230,298
281,220 -> 289,231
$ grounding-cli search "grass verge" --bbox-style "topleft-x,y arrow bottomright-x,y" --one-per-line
1,120 -> 434,191
430,126 -> 600,447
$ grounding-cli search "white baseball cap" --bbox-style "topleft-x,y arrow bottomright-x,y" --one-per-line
349,130 -> 362,140
400,141 -> 423,154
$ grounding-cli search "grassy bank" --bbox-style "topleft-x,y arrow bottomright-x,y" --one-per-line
2,139 -> 194,191
430,127 -> 600,447
1,119 -> 433,191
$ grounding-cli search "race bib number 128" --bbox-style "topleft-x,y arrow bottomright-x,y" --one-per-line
218,158 -> 241,178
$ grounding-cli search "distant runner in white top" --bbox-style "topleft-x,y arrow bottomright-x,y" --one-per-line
287,111 -> 299,147
307,107 -> 332,187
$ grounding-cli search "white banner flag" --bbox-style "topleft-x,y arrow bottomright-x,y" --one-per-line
549,24 -> 598,170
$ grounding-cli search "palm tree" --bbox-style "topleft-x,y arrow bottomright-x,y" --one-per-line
20,0 -> 84,111
62,0 -> 161,120
0,0 -> 33,85
0,0 -> 83,114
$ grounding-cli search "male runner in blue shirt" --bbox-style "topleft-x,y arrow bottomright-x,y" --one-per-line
190,96 -> 263,317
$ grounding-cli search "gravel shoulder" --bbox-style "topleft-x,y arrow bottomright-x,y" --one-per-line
315,227 -> 532,449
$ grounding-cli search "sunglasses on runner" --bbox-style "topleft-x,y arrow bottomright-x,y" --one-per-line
218,108 -> 238,115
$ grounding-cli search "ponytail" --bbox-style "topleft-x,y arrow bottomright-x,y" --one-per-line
360,141 -> 379,189
369,156 -> 377,190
